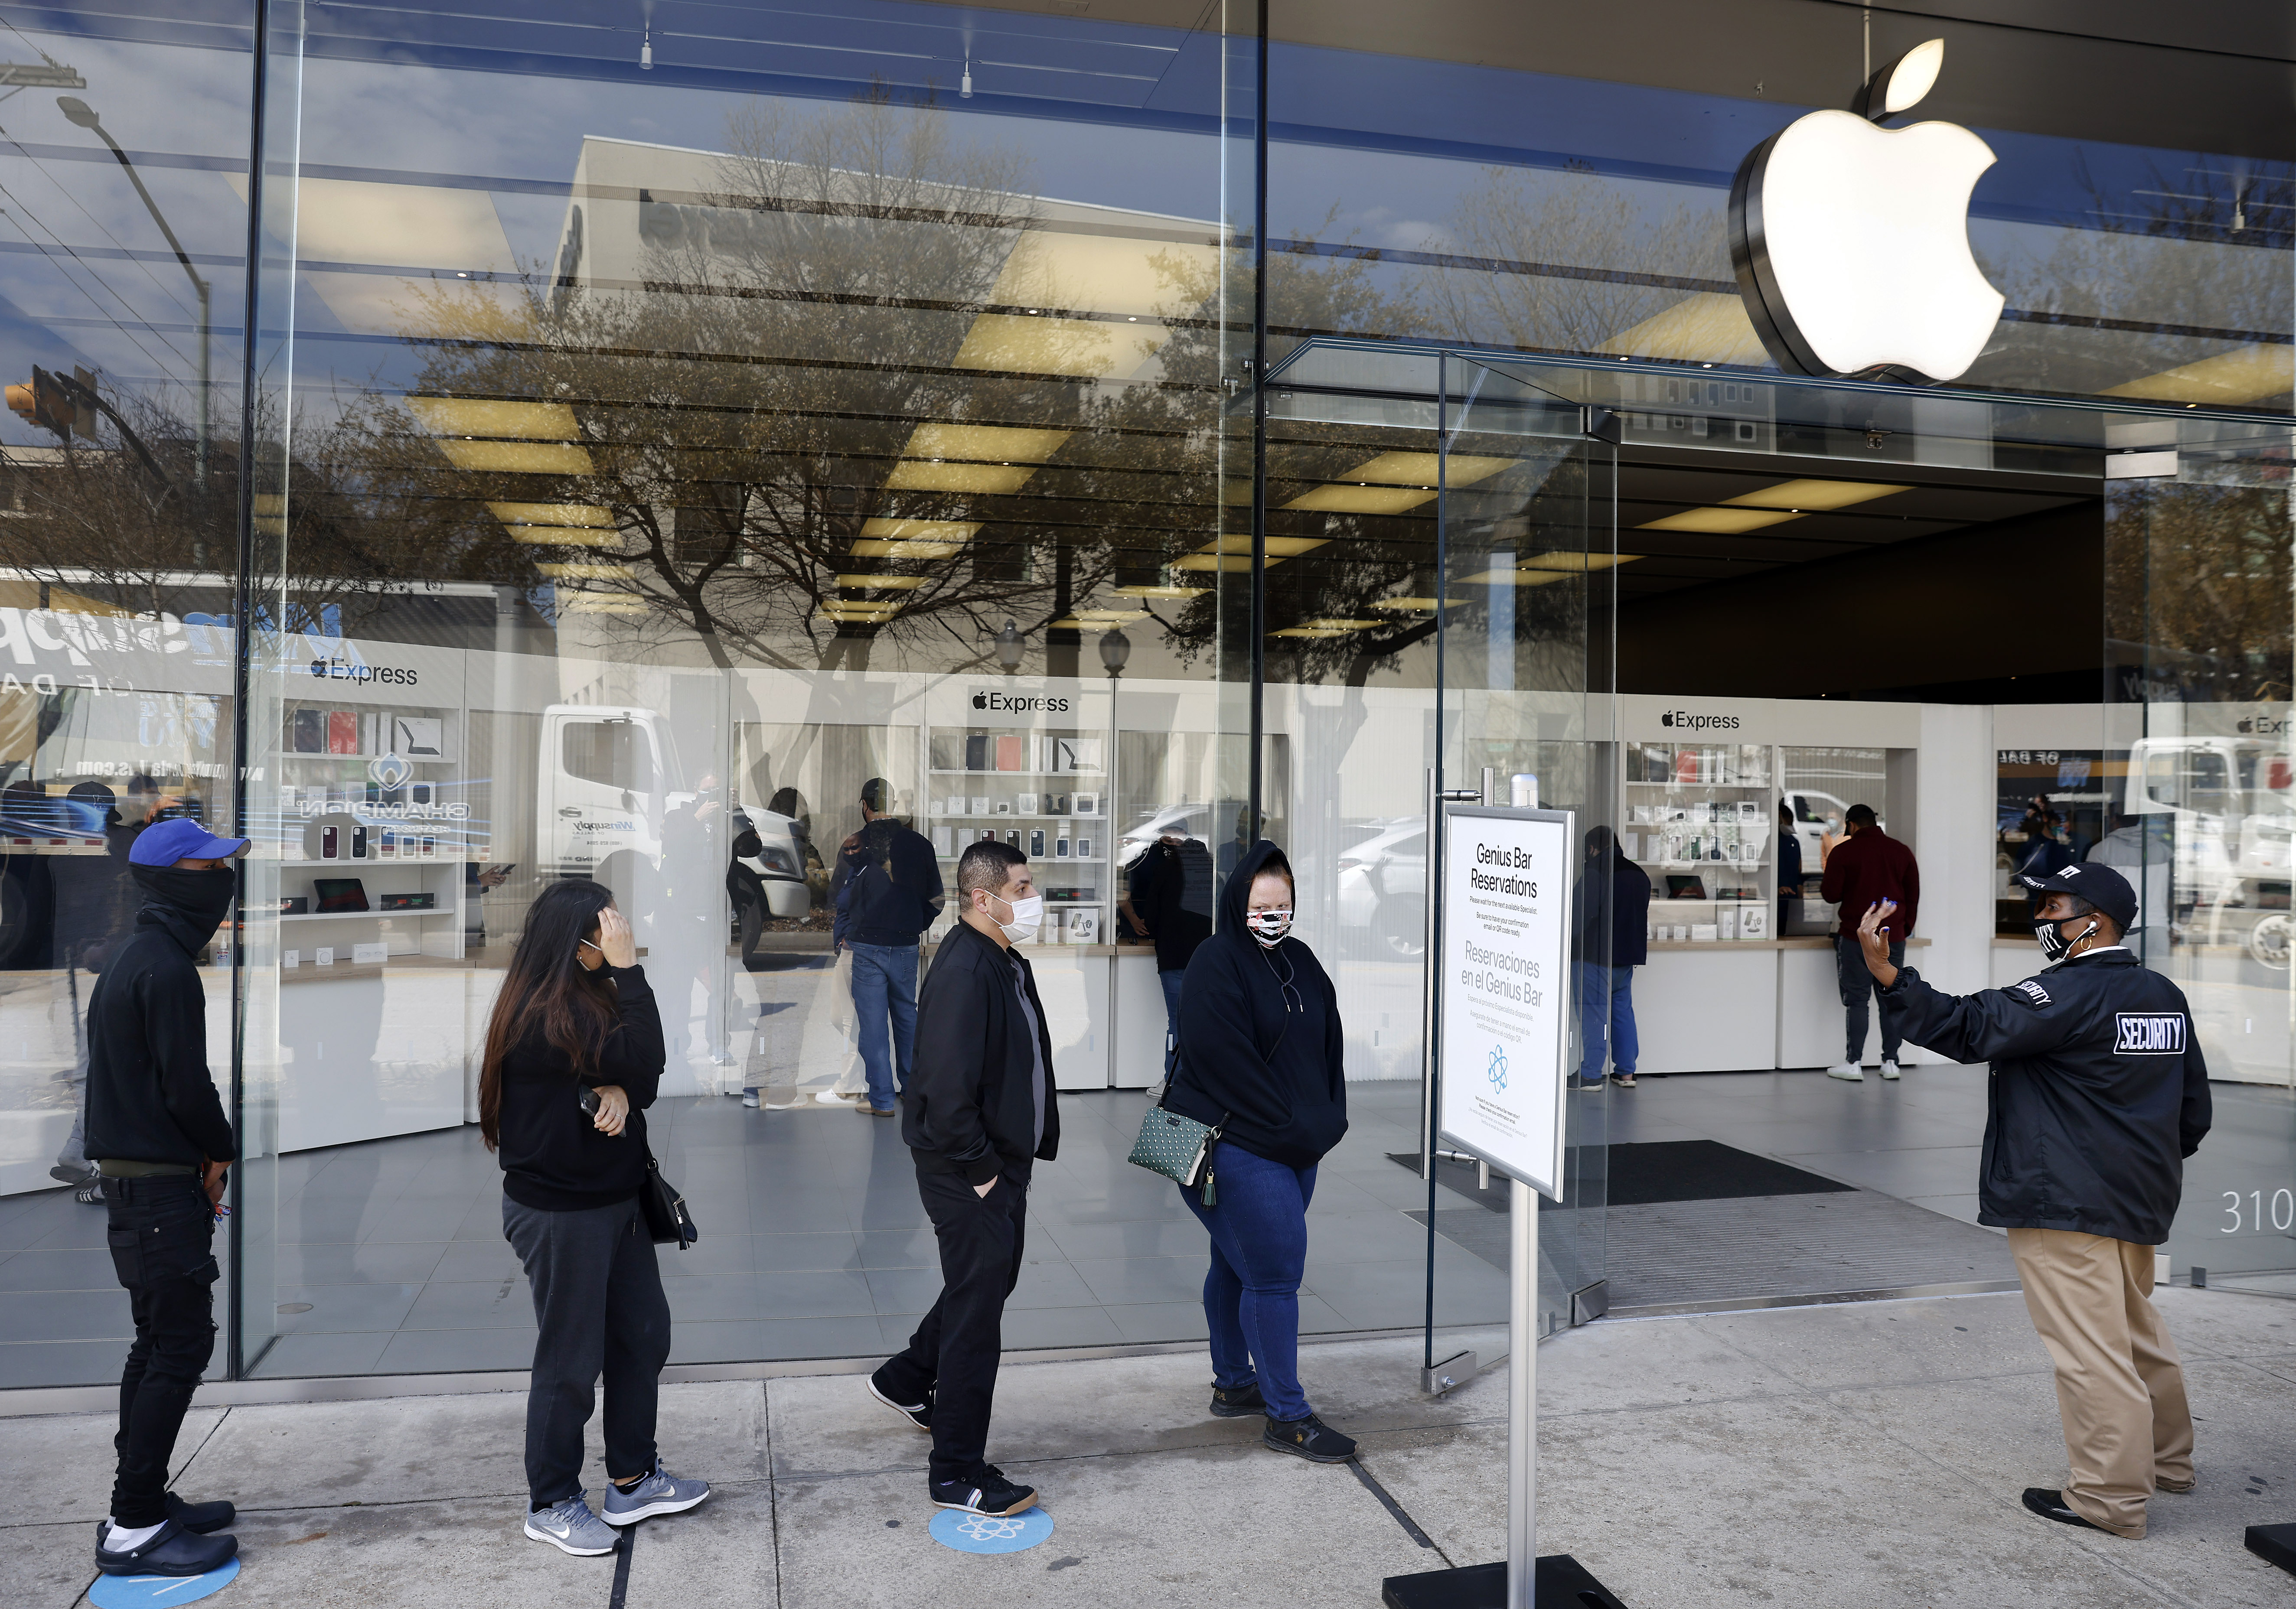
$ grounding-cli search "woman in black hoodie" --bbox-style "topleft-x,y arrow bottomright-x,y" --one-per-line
483,880 -> 710,1555
1167,841 -> 1355,1462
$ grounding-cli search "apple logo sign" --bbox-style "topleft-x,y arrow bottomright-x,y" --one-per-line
1728,39 -> 2004,383
970,691 -> 988,710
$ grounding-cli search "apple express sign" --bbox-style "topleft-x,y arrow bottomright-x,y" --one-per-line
1728,39 -> 2005,383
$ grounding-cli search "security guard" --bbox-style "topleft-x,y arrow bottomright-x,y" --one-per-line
1854,862 -> 2210,1541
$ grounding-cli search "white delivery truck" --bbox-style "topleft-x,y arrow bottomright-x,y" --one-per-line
2125,734 -> 2296,968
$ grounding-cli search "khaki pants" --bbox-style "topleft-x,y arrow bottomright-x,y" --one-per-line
2006,1227 -> 2195,1538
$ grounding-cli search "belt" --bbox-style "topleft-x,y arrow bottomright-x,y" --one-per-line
98,1159 -> 199,1178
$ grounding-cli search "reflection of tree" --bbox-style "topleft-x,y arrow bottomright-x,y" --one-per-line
2106,478 -> 2293,703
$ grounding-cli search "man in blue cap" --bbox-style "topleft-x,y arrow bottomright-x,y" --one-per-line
86,815 -> 251,1579
1852,861 -> 2210,1543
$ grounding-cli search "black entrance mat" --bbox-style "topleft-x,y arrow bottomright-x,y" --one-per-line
1389,1139 -> 1855,1210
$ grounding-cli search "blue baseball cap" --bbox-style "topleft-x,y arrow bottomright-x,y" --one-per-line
130,816 -> 251,867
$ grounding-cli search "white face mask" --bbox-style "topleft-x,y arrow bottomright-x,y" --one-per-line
1247,907 -> 1294,948
987,890 -> 1044,944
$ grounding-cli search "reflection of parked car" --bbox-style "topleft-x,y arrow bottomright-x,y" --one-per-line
1784,789 -> 1853,874
1335,818 -> 1426,958
731,807 -> 813,920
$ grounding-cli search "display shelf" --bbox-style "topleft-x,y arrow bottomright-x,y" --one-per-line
927,720 -> 1115,948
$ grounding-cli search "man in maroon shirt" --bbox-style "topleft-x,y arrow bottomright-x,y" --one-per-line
1819,803 -> 1920,1081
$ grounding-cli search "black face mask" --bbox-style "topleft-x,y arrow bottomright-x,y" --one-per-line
132,863 -> 238,928
2033,912 -> 2096,964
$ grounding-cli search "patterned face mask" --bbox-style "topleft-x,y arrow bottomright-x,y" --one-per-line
1246,907 -> 1294,948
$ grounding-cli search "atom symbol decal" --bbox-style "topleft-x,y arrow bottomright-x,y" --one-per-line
1487,1044 -> 1508,1091
958,1515 -> 1029,1541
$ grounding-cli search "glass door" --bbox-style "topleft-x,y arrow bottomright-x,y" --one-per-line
1426,355 -> 1617,1365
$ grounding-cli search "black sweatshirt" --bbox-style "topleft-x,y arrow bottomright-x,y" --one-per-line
1168,840 -> 1348,1169
83,902 -> 236,1169
494,964 -> 665,1211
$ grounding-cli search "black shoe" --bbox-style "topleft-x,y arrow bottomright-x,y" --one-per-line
930,1466 -> 1037,1517
2022,1488 -> 2107,1532
49,1163 -> 92,1186
95,1517 -> 238,1576
1210,1381 -> 1266,1419
1264,1412 -> 1357,1463
867,1366 -> 931,1433
166,1491 -> 237,1533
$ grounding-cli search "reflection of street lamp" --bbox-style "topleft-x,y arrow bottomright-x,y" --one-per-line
1097,627 -> 1132,678
1100,628 -> 1129,944
994,618 -> 1023,674
59,96 -> 209,495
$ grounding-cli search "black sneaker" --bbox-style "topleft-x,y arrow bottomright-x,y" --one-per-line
165,1492 -> 237,1533
1210,1381 -> 1266,1419
95,1516 -> 238,1576
1264,1412 -> 1357,1463
2022,1488 -> 2107,1532
867,1366 -> 931,1433
930,1466 -> 1038,1517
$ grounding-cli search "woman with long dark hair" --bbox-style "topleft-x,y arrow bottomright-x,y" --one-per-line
1165,841 -> 1355,1464
483,879 -> 710,1555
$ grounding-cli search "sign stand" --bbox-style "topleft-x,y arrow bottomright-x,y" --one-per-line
1381,803 -> 1629,1609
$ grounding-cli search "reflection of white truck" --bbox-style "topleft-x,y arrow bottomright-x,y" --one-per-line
2126,735 -> 2295,967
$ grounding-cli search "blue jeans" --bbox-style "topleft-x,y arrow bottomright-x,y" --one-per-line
1578,962 -> 1637,1081
1158,968 -> 1185,1079
1179,1141 -> 1318,1420
848,941 -> 919,1112
1836,935 -> 1905,1063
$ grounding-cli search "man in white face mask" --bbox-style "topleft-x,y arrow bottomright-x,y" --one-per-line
867,841 -> 1060,1522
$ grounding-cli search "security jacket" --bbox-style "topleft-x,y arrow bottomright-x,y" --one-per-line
1879,948 -> 2209,1244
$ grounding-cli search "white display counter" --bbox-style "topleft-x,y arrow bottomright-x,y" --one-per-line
1635,937 -> 1934,1075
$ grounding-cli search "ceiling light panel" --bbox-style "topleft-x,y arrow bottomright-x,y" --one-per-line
1517,552 -> 1644,572
1341,452 -> 1513,487
408,398 -> 580,440
884,461 -> 1037,495
1200,535 -> 1329,557
988,230 -> 1217,321
835,574 -> 931,590
1113,584 -> 1207,599
1636,507 -> 1808,534
953,314 -> 1160,381
506,525 -> 616,547
902,423 -> 1070,463
536,563 -> 634,579
489,501 -> 612,528
860,519 -> 981,542
1284,484 -> 1437,516
1454,568 -> 1572,587
1722,479 -> 1911,511
437,440 -> 595,476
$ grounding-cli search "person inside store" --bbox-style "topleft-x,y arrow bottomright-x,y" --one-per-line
868,840 -> 1059,1520
85,816 -> 250,1580
1164,840 -> 1356,1464
1777,799 -> 1804,932
2016,795 -> 2076,879
49,780 -> 145,1205
831,778 -> 944,1117
1857,863 -> 2208,1541
1572,825 -> 1650,1089
1819,802 -> 1920,1081
482,880 -> 710,1557
1118,831 -> 1215,1088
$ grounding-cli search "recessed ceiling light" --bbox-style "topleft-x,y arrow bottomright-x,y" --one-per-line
437,440 -> 594,476
835,574 -> 930,590
489,501 -> 612,528
407,397 -> 579,440
1637,507 -> 1806,534
536,562 -> 634,579
1724,478 -> 1910,511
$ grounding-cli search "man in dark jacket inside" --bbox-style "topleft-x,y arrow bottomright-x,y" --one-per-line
86,816 -> 251,1579
1856,862 -> 2209,1541
1572,826 -> 1651,1088
868,840 -> 1058,1520
1821,801 -> 1921,1081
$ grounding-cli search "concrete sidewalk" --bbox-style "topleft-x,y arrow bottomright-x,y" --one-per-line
6,1286 -> 2296,1608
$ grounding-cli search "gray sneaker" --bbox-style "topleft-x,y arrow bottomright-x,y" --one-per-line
601,1461 -> 710,1526
524,1495 -> 617,1556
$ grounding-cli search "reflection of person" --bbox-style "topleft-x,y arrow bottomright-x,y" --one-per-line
1777,800 -> 1804,926
661,772 -> 731,1065
832,779 -> 943,1117
1820,803 -> 1919,1081
51,783 -> 142,1199
1861,864 -> 2208,1541
1572,827 -> 1651,1089
1119,834 -> 1214,1082
2087,807 -> 2172,961
1167,842 -> 1356,1463
2017,795 -> 2075,879
481,882 -> 710,1556
869,841 -> 1057,1520
87,817 -> 248,1580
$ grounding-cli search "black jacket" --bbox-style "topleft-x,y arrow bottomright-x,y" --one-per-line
1571,847 -> 1651,969
903,919 -> 1061,1185
1167,840 -> 1348,1169
1880,948 -> 2210,1244
494,965 -> 665,1211
83,888 -> 236,1169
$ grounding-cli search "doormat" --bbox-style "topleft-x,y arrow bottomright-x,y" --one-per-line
1389,1140 -> 1854,1210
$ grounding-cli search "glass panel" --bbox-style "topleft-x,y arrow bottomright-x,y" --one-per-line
235,2 -> 1248,1376
1435,356 -> 1612,1348
0,4 -> 257,1387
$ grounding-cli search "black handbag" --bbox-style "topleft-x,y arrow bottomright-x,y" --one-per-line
640,1150 -> 698,1250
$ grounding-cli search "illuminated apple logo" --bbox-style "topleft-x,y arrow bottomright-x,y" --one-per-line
1728,40 -> 2004,382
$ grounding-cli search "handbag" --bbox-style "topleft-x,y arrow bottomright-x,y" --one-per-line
1126,1100 -> 1226,1207
639,1150 -> 699,1250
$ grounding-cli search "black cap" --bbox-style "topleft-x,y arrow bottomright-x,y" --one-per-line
2016,861 -> 2138,933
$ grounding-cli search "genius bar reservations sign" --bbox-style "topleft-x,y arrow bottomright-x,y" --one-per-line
1437,805 -> 1573,1199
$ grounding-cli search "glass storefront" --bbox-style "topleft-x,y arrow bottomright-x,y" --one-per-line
2,2 -> 2290,1389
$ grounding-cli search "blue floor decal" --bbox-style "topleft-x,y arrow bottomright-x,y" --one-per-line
929,1506 -> 1054,1554
89,1555 -> 241,1606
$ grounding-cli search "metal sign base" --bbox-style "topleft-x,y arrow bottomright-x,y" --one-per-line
1379,1554 -> 1630,1609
